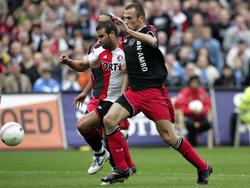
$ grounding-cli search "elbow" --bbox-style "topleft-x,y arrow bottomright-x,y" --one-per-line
150,37 -> 157,47
79,63 -> 89,72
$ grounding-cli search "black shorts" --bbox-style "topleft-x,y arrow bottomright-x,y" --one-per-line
116,94 -> 134,118
96,100 -> 113,120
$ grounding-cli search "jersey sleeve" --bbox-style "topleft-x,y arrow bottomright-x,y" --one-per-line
87,48 -> 100,68
120,51 -> 126,65
141,25 -> 158,47
143,25 -> 158,38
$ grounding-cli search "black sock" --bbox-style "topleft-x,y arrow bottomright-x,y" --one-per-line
81,131 -> 103,152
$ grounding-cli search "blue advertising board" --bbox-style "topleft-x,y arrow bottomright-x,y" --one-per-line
61,90 -> 249,148
61,93 -> 88,148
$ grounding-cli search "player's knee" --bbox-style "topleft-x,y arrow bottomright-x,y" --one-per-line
161,131 -> 178,146
76,118 -> 87,133
103,114 -> 115,130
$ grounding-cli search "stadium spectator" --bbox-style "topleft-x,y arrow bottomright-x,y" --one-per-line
214,65 -> 235,87
102,3 -> 212,185
174,31 -> 195,65
193,27 -> 224,70
147,0 -> 172,43
183,0 -> 200,25
183,62 -> 200,85
207,0 -> 221,25
30,22 -> 47,52
167,0 -> 188,46
41,46 -> 62,82
63,10 -> 77,44
18,29 -> 30,46
226,40 -> 250,87
41,6 -> 59,26
164,53 -> 184,86
20,19 -> 32,33
23,2 -> 40,22
62,69 -> 81,92
9,41 -> 23,65
196,54 -> 220,87
223,15 -> 250,52
0,14 -> 19,42
1,0 -> 249,92
33,52 -> 43,66
20,45 -> 39,85
177,46 -> 195,67
42,22 -> 54,41
0,0 -> 8,22
0,34 -> 10,53
169,1 -> 188,32
4,62 -> 32,93
210,8 -> 232,49
188,13 -> 206,40
158,31 -> 168,56
175,76 -> 212,146
75,6 -> 95,40
33,66 -> 60,93
50,24 -> 69,55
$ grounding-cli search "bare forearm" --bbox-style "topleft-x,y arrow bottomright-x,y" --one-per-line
127,29 -> 157,47
66,59 -> 90,72
82,78 -> 92,94
121,73 -> 129,94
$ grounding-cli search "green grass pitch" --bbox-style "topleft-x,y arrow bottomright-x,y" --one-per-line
0,147 -> 250,188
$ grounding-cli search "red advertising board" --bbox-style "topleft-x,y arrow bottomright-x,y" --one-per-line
0,94 -> 65,150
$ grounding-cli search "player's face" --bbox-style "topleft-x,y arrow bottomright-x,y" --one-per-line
123,8 -> 143,31
97,28 -> 113,49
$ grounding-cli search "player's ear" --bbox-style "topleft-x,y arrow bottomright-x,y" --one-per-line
110,31 -> 115,38
138,15 -> 144,23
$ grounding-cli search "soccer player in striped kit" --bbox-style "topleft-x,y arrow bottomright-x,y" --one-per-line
101,3 -> 213,185
59,20 -> 135,176
72,14 -> 133,175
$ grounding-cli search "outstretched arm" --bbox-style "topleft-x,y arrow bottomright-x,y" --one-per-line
113,16 -> 157,47
58,53 -> 90,72
73,78 -> 92,108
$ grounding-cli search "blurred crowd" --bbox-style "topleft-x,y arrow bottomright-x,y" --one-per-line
0,0 -> 250,93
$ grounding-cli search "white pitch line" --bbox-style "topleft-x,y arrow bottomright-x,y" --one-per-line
0,171 -> 250,178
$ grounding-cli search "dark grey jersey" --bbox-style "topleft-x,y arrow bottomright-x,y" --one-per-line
122,25 -> 168,91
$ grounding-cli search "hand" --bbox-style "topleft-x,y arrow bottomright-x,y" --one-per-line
193,109 -> 202,115
73,92 -> 87,108
112,16 -> 129,32
58,53 -> 70,65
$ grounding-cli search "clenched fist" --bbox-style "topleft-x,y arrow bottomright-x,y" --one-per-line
58,53 -> 70,65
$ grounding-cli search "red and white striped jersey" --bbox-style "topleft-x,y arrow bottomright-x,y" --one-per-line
87,44 -> 126,102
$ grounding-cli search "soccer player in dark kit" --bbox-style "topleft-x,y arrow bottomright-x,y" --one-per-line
101,3 -> 213,185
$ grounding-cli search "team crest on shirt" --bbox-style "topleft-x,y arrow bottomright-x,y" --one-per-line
128,38 -> 136,46
117,55 -> 123,61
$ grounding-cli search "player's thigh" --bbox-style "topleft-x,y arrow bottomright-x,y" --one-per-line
140,88 -> 175,123
155,119 -> 178,146
77,111 -> 100,132
104,103 -> 130,130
